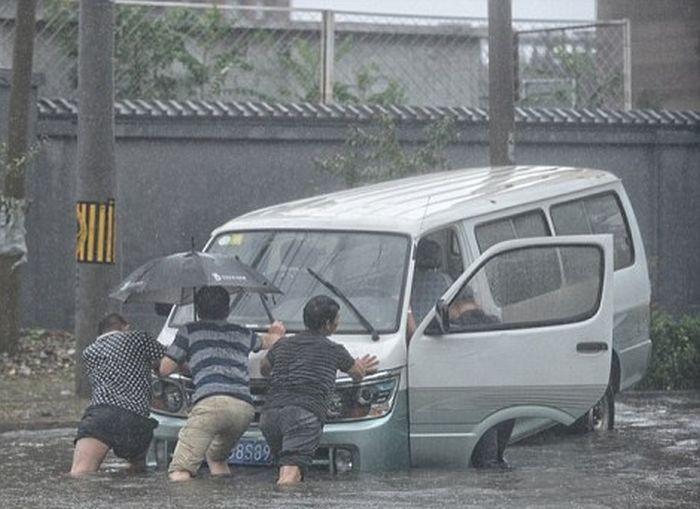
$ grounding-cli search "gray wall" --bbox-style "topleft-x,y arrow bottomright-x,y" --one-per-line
13,106 -> 700,332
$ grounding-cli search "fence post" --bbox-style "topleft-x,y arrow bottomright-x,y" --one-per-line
320,9 -> 334,104
512,31 -> 520,104
622,18 -> 632,110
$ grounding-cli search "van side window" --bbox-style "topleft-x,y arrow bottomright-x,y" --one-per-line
475,210 -> 550,252
474,211 -> 555,303
447,245 -> 603,332
551,193 -> 634,270
410,228 -> 464,325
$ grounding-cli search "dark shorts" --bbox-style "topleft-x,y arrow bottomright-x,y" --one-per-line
259,406 -> 323,474
75,405 -> 158,462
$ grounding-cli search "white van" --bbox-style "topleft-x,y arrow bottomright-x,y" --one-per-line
149,165 -> 651,472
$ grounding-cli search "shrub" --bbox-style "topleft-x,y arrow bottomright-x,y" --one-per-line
637,311 -> 700,390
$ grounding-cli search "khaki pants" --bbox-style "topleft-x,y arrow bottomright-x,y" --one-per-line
168,395 -> 254,475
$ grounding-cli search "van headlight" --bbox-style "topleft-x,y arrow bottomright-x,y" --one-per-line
326,372 -> 400,422
151,376 -> 191,417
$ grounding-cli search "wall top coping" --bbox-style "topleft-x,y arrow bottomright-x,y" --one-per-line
36,98 -> 700,129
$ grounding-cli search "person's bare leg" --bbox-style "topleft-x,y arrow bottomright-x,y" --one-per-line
70,437 -> 110,476
206,456 -> 231,476
168,470 -> 194,482
277,465 -> 302,485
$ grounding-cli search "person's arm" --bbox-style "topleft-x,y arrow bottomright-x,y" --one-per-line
260,355 -> 273,377
260,320 -> 286,350
336,344 -> 379,383
159,356 -> 179,377
347,354 -> 380,383
159,329 -> 188,377
406,307 -> 417,340
138,330 -> 166,371
259,341 -> 279,377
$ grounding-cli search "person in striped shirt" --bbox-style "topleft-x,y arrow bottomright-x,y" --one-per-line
159,286 -> 285,481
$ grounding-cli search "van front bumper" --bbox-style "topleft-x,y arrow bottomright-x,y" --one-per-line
148,391 -> 409,473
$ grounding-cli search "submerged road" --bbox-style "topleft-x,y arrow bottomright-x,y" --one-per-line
1,392 -> 698,508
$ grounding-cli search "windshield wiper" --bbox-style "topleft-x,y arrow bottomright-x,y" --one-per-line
307,268 -> 380,341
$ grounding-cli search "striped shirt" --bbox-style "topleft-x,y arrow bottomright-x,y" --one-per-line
262,332 -> 355,422
83,330 -> 165,417
165,320 -> 262,406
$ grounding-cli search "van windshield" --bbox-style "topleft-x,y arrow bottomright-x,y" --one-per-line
170,230 -> 410,334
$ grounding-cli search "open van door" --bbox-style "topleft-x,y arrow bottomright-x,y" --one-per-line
408,235 -> 614,467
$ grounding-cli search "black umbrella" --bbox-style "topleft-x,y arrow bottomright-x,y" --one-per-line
110,250 -> 281,320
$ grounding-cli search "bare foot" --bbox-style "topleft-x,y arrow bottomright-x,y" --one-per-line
276,465 -> 302,485
169,470 -> 194,482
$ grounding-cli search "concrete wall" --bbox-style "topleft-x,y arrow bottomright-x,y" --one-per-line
15,106 -> 699,333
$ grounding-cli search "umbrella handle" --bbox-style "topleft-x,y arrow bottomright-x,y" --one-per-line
259,294 -> 274,323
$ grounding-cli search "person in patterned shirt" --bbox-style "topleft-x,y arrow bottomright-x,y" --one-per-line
70,313 -> 165,476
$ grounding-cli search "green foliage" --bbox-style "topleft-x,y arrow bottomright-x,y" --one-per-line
0,143 -> 42,205
45,1 -> 253,99
315,115 -> 456,188
276,38 -> 407,105
637,311 -> 700,390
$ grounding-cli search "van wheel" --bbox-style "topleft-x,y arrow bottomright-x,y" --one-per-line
571,385 -> 615,433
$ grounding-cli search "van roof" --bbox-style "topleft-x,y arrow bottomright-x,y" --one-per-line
212,166 -> 619,238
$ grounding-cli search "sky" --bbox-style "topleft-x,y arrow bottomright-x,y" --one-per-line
292,0 -> 597,21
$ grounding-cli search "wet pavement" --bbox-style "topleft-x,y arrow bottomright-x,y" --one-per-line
1,392 -> 698,509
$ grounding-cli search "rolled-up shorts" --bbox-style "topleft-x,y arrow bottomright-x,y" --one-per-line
259,405 -> 323,474
168,395 -> 255,475
74,404 -> 158,461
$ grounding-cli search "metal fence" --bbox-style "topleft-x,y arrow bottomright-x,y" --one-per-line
514,21 -> 631,110
0,0 -> 630,109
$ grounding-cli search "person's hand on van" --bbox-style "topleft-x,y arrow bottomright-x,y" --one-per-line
262,320 -> 286,349
348,354 -> 379,383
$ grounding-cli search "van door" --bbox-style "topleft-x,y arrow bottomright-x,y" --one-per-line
407,235 -> 614,467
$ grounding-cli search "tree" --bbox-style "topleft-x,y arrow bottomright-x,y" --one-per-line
46,1 -> 254,100
0,0 -> 37,354
315,115 -> 456,188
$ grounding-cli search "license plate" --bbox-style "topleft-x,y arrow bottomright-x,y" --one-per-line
228,438 -> 273,466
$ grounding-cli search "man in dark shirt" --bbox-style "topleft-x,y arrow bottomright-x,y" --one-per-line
259,295 -> 379,485
159,286 -> 285,481
70,313 -> 165,476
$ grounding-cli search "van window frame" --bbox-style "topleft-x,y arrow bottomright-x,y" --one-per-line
474,208 -> 552,253
191,228 -> 413,335
548,190 -> 635,270
441,242 -> 606,334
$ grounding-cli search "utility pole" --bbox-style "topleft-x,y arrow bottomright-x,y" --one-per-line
75,0 -> 117,397
0,0 -> 37,354
488,0 -> 515,166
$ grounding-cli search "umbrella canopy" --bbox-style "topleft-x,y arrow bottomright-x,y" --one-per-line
110,250 -> 281,305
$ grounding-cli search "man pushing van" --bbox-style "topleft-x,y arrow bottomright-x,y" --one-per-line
159,286 -> 286,481
259,295 -> 379,485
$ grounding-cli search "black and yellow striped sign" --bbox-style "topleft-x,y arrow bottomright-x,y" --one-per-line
76,199 -> 115,264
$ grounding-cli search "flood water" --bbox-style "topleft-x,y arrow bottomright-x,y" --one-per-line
1,392 -> 698,508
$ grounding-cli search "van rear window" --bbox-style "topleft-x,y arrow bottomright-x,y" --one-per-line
551,192 -> 634,270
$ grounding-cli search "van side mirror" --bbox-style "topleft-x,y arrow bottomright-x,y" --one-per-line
426,299 -> 450,335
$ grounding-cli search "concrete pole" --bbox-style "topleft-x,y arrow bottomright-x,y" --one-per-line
0,0 -> 37,354
488,0 -> 515,166
75,0 -> 117,397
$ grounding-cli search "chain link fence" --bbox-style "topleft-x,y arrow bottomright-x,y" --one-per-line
514,21 -> 630,110
0,0 -> 630,109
